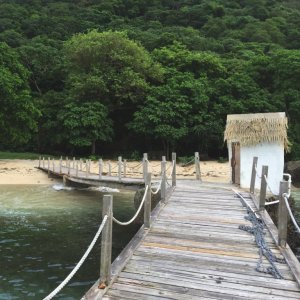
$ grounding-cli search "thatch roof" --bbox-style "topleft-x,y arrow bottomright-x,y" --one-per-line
224,112 -> 290,151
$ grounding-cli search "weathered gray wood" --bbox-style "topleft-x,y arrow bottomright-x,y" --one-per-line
172,152 -> 176,187
161,156 -> 166,203
195,152 -> 201,181
67,158 -> 70,175
118,156 -> 122,181
144,172 -> 152,229
259,165 -> 268,210
250,156 -> 258,193
73,157 -> 75,168
80,159 -> 82,171
86,160 -> 89,178
278,180 -> 289,247
59,157 -> 62,173
143,153 -> 148,182
76,161 -> 79,176
38,156 -> 41,168
100,194 -> 113,286
123,159 -> 127,177
42,157 -> 45,168
52,158 -> 55,171
107,161 -> 111,176
99,159 -> 103,179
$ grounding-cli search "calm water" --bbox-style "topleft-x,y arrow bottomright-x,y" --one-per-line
0,185 -> 139,299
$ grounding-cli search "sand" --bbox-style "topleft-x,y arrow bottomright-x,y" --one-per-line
0,159 -> 231,185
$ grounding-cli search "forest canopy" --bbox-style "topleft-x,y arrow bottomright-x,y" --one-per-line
0,0 -> 299,159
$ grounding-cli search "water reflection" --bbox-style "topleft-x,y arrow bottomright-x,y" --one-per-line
0,185 -> 139,299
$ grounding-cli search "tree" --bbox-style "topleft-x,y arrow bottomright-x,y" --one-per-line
63,30 -> 162,154
0,42 -> 39,148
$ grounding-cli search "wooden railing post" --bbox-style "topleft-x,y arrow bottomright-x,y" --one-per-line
59,157 -> 62,173
143,153 -> 148,182
99,159 -> 103,179
80,159 -> 82,171
278,180 -> 289,247
100,194 -> 113,285
39,156 -> 41,168
250,157 -> 258,194
144,172 -> 152,229
73,157 -> 75,168
108,161 -> 111,176
161,156 -> 167,203
76,161 -> 78,177
52,158 -> 55,172
259,165 -> 268,210
172,152 -> 176,187
43,157 -> 45,168
118,156 -> 122,181
86,160 -> 88,178
195,152 -> 201,181
67,158 -> 70,175
123,159 -> 127,177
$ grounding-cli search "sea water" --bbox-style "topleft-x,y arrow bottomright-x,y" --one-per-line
0,185 -> 139,299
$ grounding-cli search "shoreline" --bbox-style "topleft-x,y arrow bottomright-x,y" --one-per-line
0,159 -> 231,185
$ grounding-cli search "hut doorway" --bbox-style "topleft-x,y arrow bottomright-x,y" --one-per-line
231,142 -> 240,184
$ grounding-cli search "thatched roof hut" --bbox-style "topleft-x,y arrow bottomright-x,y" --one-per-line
224,112 -> 289,151
224,112 -> 288,194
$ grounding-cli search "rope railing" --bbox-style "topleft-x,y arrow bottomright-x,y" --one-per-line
150,179 -> 162,195
112,186 -> 149,226
264,174 -> 278,196
43,215 -> 108,300
254,164 -> 262,179
283,194 -> 300,234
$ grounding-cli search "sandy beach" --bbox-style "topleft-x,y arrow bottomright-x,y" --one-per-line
0,159 -> 231,185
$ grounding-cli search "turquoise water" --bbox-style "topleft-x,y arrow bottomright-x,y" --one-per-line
0,185 -> 139,299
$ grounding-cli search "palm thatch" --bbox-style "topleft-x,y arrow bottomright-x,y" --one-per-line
224,112 -> 290,151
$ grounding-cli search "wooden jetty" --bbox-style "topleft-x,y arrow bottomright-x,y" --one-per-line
84,181 -> 300,300
38,155 -> 300,300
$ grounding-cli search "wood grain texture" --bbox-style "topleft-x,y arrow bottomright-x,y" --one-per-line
83,183 -> 300,299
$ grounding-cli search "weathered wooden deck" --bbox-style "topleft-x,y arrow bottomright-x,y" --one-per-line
93,182 -> 300,300
38,165 -> 144,190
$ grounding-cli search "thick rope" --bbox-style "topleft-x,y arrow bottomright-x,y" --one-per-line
43,215 -> 108,300
283,194 -> 300,233
255,164 -> 262,179
235,192 -> 285,279
181,158 -> 195,167
265,200 -> 279,206
151,179 -> 162,195
264,174 -> 278,196
112,186 -> 149,226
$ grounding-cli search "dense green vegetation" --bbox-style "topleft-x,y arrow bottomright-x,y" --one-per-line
0,0 -> 299,159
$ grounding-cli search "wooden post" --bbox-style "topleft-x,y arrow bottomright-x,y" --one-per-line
59,157 -> 62,173
38,156 -> 41,168
99,159 -> 103,179
76,161 -> 78,177
118,156 -> 122,181
144,172 -> 152,229
67,158 -> 70,175
259,165 -> 268,210
48,157 -> 50,170
250,157 -> 258,194
143,153 -> 148,182
108,161 -> 111,176
123,159 -> 127,177
86,160 -> 89,178
100,194 -> 113,285
161,156 -> 167,203
52,158 -> 55,172
195,152 -> 201,181
42,157 -> 45,168
80,159 -> 82,171
278,180 -> 289,248
172,152 -> 176,187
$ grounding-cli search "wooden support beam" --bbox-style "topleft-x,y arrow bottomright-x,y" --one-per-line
143,153 -> 148,182
100,194 -> 113,286
250,157 -> 258,194
172,152 -> 176,187
259,165 -> 268,210
161,156 -> 166,203
144,172 -> 152,229
195,152 -> 201,181
278,180 -> 289,247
